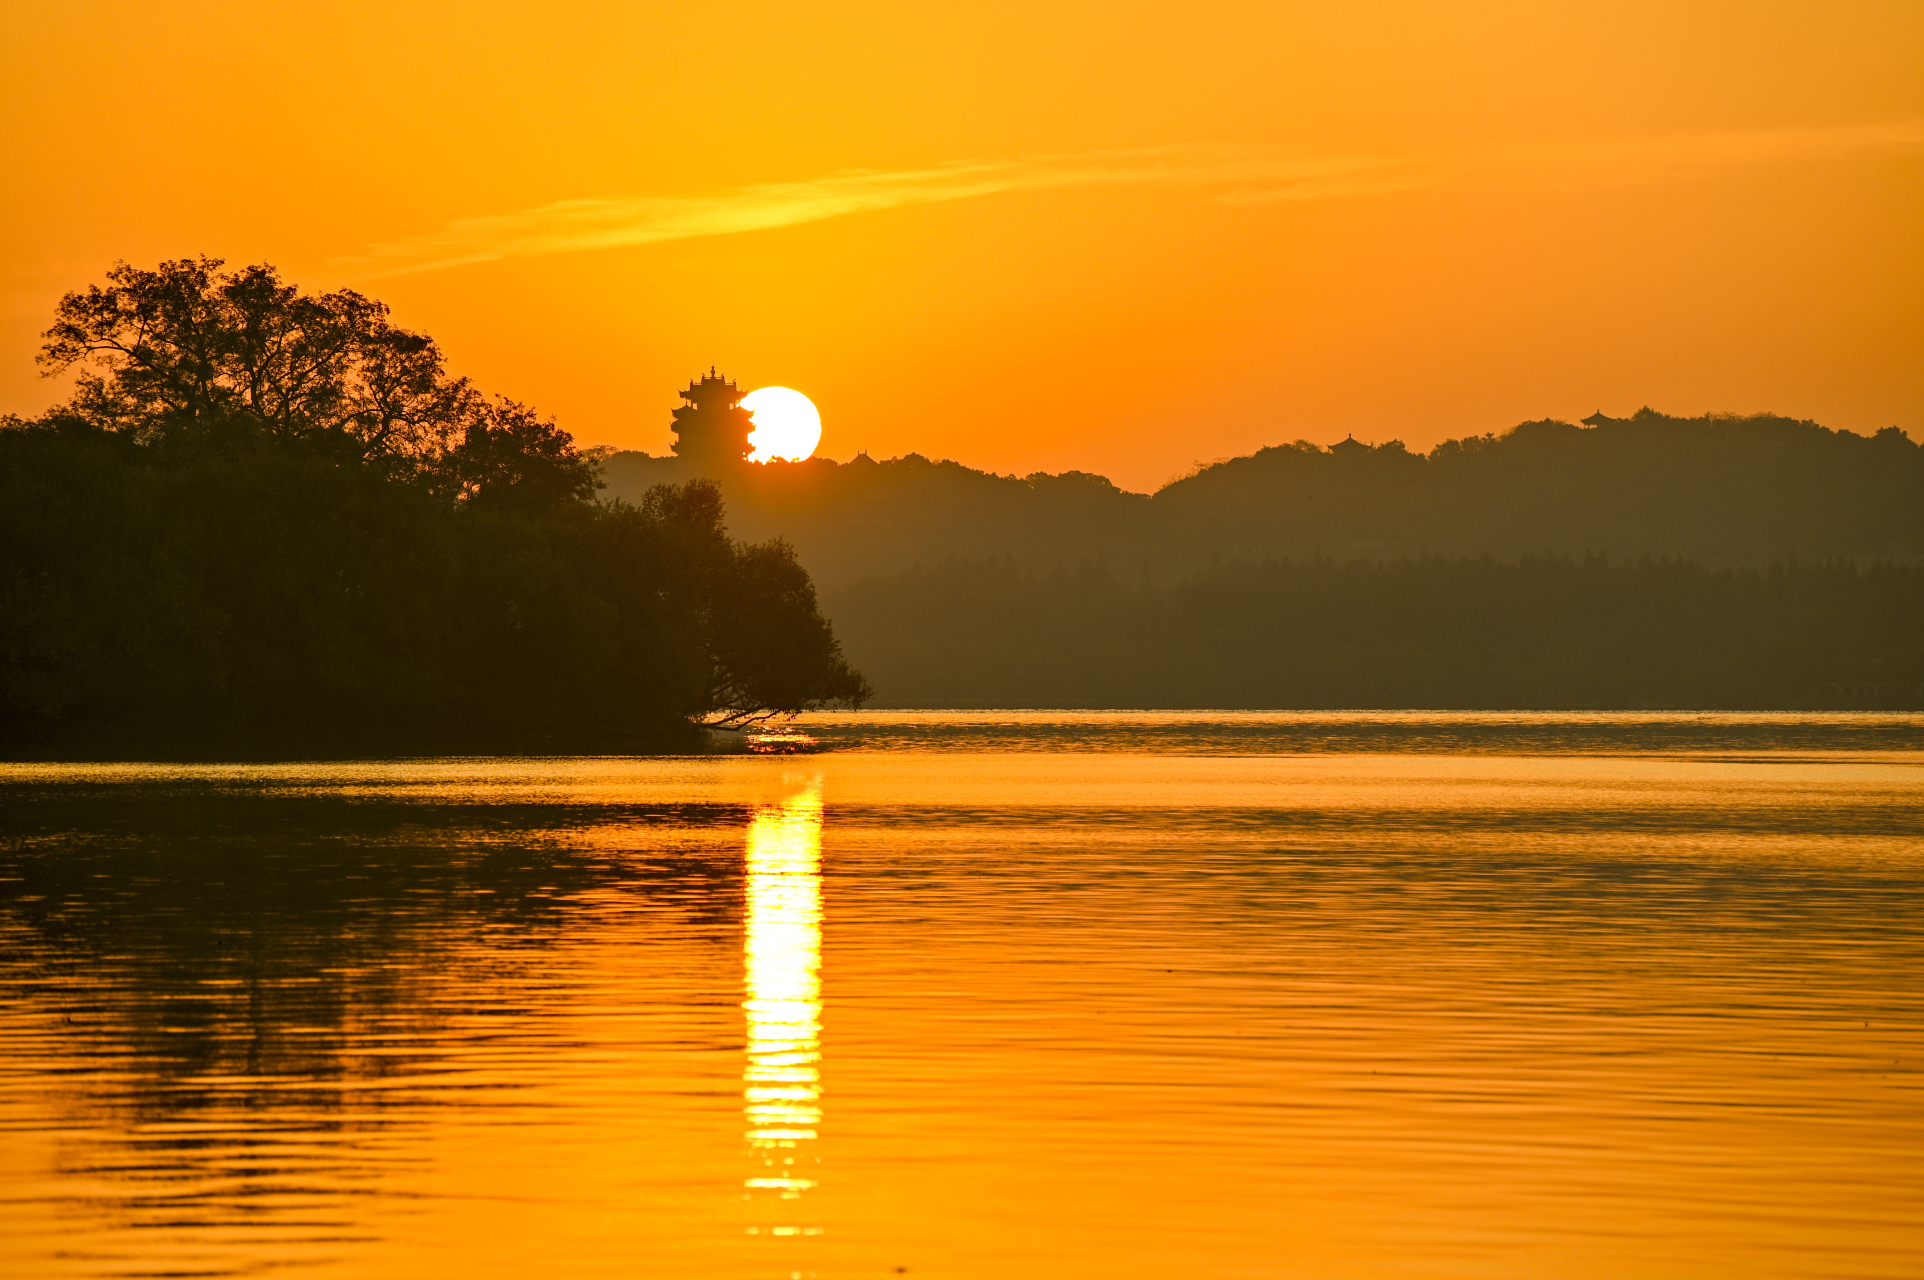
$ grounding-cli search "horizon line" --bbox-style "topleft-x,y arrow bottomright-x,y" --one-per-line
605,404 -> 1915,498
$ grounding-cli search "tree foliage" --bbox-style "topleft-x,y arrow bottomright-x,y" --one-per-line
3,260 -> 868,752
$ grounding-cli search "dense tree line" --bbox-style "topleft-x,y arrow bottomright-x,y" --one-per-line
604,409 -> 1922,585
0,259 -> 868,753
1154,413 -> 1922,570
823,554 -> 1924,709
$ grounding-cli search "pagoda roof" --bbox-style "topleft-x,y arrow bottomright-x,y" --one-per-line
680,367 -> 743,405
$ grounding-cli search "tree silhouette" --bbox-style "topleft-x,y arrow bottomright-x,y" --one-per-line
2,260 -> 869,752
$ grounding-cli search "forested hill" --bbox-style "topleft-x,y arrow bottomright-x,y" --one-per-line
1160,410 -> 1920,570
602,408 -> 1922,584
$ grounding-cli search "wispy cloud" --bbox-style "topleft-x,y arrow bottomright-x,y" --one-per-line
1222,117 -> 1924,205
341,148 -> 1393,277
342,121 -> 1924,277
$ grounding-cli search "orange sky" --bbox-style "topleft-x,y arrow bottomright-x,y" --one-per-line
3,0 -> 1920,491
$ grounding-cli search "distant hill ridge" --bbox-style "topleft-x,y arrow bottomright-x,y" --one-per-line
601,408 -> 1922,585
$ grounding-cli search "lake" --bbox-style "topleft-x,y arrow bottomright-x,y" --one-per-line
2,712 -> 1920,1279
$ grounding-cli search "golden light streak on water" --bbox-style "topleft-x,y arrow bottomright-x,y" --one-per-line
742,778 -> 825,1238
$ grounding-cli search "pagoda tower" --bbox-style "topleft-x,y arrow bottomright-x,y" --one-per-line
671,368 -> 755,466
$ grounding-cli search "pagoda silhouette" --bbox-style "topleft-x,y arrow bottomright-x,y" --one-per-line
671,368 -> 754,467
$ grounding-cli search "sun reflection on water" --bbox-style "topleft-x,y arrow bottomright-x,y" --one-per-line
743,778 -> 825,1236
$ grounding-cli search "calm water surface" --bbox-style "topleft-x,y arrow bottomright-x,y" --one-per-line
2,712 -> 1920,1279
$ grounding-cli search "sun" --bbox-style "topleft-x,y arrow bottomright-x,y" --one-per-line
742,387 -> 822,463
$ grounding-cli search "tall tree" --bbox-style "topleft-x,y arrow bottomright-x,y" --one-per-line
41,258 -> 471,467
